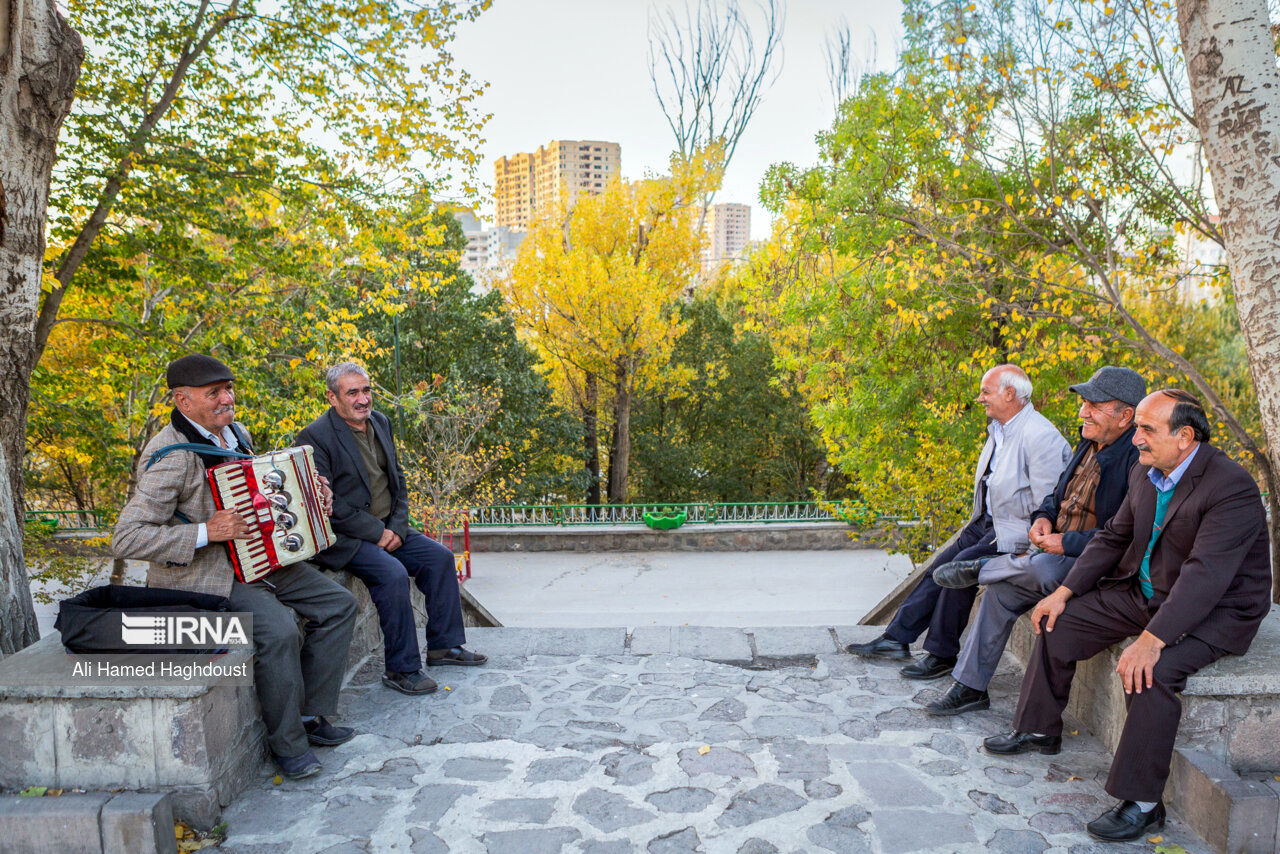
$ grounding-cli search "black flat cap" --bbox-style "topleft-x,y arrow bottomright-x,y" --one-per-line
1069,366 -> 1146,407
166,354 -> 234,389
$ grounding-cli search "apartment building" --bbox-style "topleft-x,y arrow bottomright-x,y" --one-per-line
454,209 -> 524,291
701,202 -> 752,276
494,140 -> 621,230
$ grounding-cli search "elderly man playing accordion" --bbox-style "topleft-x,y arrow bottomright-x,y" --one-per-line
112,354 -> 358,781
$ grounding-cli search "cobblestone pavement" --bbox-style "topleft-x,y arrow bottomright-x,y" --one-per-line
219,627 -> 1210,853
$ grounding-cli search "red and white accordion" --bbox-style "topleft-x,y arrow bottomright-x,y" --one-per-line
206,446 -> 336,583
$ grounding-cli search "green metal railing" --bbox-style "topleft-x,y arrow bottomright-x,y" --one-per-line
468,501 -> 842,527
24,509 -> 111,533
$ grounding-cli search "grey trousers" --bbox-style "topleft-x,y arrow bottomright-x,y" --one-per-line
228,563 -> 358,757
952,553 -> 1076,691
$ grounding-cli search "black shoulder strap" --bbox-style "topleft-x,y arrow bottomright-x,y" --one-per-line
146,443 -> 252,471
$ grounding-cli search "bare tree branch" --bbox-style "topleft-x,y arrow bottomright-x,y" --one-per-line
647,0 -> 784,174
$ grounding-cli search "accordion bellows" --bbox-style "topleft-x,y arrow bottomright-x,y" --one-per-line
207,445 -> 336,583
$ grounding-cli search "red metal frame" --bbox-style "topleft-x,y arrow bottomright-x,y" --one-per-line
423,509 -> 471,583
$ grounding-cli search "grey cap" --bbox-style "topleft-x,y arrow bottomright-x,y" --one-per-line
1069,366 -> 1146,407
166,354 -> 234,389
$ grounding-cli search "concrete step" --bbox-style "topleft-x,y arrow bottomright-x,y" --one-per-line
0,791 -> 175,854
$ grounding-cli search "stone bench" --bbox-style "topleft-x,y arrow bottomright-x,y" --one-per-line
1010,604 -> 1280,853
0,568 -> 493,829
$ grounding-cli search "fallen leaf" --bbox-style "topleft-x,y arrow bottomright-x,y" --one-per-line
1067,776 -> 1082,781
1153,844 -> 1188,854
1148,836 -> 1163,843
46,789 -> 63,797
18,787 -> 46,798
698,745 -> 711,755
1069,730 -> 1078,735
272,775 -> 283,785
444,686 -> 452,691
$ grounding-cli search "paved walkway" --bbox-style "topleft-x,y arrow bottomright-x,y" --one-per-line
464,550 -> 913,627
218,626 -> 1210,853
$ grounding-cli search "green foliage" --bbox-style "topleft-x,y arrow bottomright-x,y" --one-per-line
27,0 -> 495,517
739,0 -> 1261,558
359,212 -> 587,506
629,294 -> 836,503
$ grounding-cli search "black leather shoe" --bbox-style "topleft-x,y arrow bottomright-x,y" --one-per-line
900,653 -> 957,680
845,634 -> 911,660
304,715 -> 355,746
925,682 -> 990,715
983,730 -> 1062,755
273,749 -> 322,780
1086,801 -> 1165,841
426,646 -> 488,667
933,559 -> 984,589
382,670 -> 438,695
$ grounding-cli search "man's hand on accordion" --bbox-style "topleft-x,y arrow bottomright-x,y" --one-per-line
318,475 -> 334,517
207,508 -> 253,542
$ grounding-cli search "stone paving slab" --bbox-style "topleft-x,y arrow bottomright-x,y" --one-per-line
217,629 -> 1213,853
464,627 -> 629,658
750,627 -> 838,658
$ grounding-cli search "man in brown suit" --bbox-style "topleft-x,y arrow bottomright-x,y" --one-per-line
112,355 -> 359,780
982,389 -> 1272,841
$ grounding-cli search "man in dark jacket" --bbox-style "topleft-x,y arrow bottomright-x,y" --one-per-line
984,389 -> 1272,842
923,366 -> 1146,716
296,363 -> 485,696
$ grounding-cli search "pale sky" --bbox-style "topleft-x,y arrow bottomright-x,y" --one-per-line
451,0 -> 905,239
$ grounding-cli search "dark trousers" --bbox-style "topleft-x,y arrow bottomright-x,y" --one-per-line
344,529 -> 466,674
1014,583 -> 1225,801
884,514 -> 999,657
227,563 -> 358,758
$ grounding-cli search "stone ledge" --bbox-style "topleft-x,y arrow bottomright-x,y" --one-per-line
468,522 -> 861,553
466,624 -> 882,666
0,570 -> 417,830
0,637 -> 262,829
1167,749 -> 1278,854
1010,604 -> 1280,854
1010,604 -> 1280,770
0,791 -> 176,854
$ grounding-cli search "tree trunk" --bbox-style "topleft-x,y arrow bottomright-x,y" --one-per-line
0,0 -> 82,653
583,372 -> 601,506
607,363 -> 632,504
1177,0 -> 1280,601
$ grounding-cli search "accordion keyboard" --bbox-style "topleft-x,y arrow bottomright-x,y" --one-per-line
207,446 -> 335,584
209,466 -> 276,582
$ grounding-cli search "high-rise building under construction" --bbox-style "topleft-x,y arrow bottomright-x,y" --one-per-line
493,140 -> 621,230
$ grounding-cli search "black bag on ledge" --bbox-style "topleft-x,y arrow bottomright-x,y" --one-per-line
55,585 -> 233,655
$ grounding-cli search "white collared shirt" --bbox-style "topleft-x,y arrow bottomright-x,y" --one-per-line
1148,443 -> 1200,492
180,413 -> 239,549
180,412 -> 238,451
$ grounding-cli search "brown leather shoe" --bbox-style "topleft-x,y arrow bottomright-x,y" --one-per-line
426,646 -> 488,667
382,670 -> 438,695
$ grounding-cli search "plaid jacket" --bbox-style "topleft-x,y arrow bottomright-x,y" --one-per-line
111,422 -> 247,598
